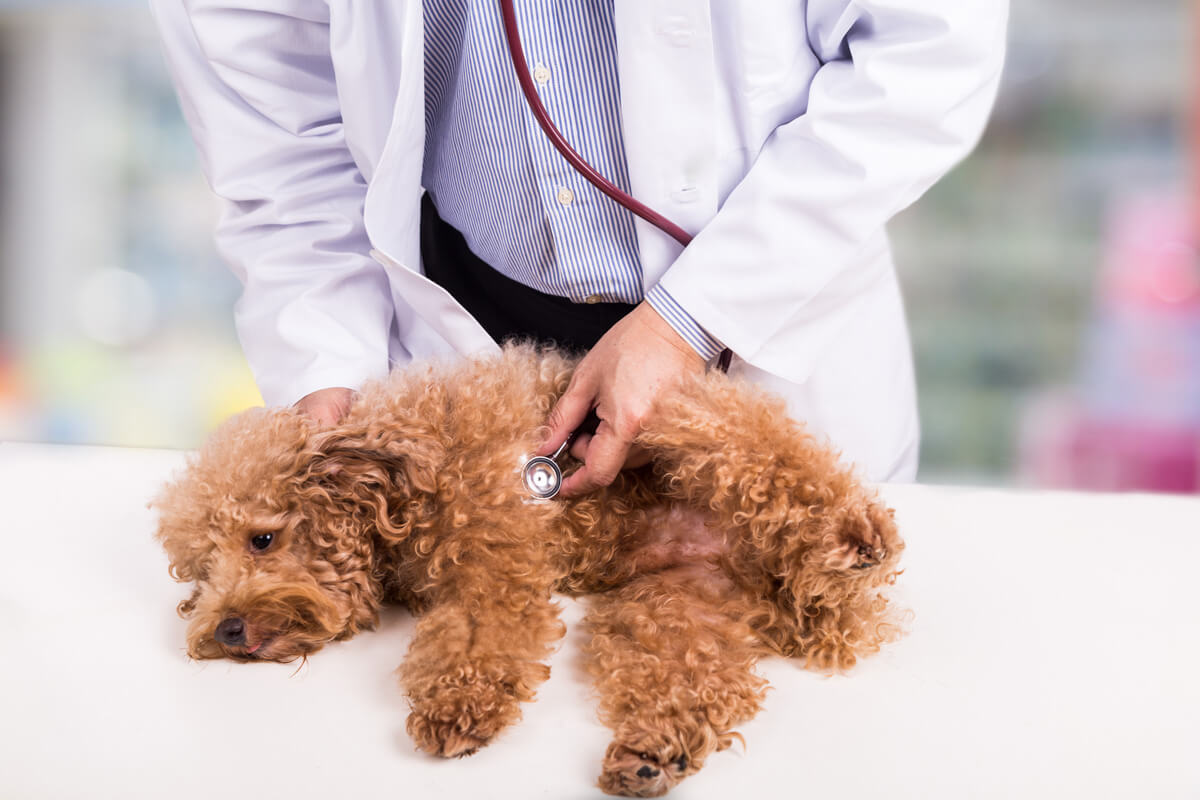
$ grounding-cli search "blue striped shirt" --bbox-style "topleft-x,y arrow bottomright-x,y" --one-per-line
421,0 -> 723,359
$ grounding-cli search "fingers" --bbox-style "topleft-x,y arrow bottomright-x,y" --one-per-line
560,436 -> 652,497
310,407 -> 339,427
568,433 -> 592,461
536,374 -> 596,457
559,423 -> 630,497
622,443 -> 652,470
294,387 -> 356,427
309,402 -> 342,427
538,302 -> 709,495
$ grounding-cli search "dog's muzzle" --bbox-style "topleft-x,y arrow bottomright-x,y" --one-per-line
214,616 -> 246,647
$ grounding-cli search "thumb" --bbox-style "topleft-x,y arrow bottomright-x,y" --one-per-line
537,375 -> 596,457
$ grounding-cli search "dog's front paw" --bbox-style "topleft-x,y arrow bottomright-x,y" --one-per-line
598,735 -> 694,797
404,659 -> 548,758
407,707 -> 497,758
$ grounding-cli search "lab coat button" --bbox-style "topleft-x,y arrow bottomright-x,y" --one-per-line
556,186 -> 574,207
656,16 -> 694,47
533,64 -> 551,86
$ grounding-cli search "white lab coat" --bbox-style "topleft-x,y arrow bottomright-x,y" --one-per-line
151,0 -> 1007,482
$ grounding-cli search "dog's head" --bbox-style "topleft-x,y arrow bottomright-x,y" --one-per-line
153,406 -> 441,663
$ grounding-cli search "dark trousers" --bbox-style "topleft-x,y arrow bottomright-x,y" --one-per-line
419,193 -> 636,353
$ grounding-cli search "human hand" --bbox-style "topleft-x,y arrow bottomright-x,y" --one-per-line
293,386 -> 356,427
537,302 -> 706,497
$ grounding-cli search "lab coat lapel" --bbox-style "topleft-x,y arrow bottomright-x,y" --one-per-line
363,0 -> 424,276
613,0 -> 720,290
362,0 -> 497,362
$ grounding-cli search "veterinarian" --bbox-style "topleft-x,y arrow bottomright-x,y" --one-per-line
152,0 -> 1007,494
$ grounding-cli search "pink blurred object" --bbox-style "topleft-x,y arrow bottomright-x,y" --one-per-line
1067,420 -> 1199,493
0,345 -> 27,404
1020,395 -> 1200,493
0,345 -> 37,441
1100,193 -> 1200,314
1020,192 -> 1200,493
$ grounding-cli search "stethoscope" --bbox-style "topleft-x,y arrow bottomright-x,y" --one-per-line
501,1 -> 730,498
521,446 -> 568,500
521,411 -> 601,500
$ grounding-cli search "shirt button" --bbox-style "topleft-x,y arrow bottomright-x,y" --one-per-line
533,63 -> 551,86
584,294 -> 603,304
670,186 -> 700,204
556,186 -> 574,207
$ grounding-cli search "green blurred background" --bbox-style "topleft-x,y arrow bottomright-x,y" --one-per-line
0,0 -> 1196,490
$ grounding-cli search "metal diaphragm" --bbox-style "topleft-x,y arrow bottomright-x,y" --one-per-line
522,455 -> 562,499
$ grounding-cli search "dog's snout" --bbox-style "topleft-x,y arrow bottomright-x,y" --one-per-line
636,766 -> 659,779
215,617 -> 247,646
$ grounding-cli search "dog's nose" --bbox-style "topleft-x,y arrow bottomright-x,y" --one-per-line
215,617 -> 247,646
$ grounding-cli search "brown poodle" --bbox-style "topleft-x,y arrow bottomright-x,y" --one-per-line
155,344 -> 904,797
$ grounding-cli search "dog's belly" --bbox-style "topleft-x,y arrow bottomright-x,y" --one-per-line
627,504 -> 728,573
555,489 -> 743,596
619,506 -> 739,594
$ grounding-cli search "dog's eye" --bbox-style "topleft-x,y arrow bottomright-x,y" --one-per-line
250,533 -> 275,552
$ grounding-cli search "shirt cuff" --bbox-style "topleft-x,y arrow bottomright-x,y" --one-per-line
643,284 -> 725,361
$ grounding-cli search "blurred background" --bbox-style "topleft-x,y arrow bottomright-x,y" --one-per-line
0,0 -> 1196,492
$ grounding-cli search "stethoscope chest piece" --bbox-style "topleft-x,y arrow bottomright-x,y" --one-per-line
522,438 -> 571,500
522,455 -> 562,499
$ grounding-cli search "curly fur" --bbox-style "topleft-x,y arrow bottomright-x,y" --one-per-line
154,344 -> 904,796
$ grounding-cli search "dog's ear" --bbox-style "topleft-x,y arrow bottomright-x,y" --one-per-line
151,477 -> 214,587
303,427 -> 445,542
153,407 -> 307,582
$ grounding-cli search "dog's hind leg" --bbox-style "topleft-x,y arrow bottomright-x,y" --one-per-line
637,373 -> 905,671
398,552 -> 564,758
584,568 -> 767,797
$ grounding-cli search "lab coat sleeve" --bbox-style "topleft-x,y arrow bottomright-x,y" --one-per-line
149,0 -> 394,406
656,0 -> 1008,383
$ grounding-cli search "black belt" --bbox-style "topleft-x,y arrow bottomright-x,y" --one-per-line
419,193 -> 637,354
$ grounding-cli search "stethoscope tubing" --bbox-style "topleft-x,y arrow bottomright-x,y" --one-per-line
499,0 -> 732,376
497,0 -> 695,249
502,0 -> 733,497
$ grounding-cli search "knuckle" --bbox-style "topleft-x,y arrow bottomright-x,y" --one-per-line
590,460 -> 621,486
593,472 -> 618,489
549,385 -> 589,430
612,414 -> 643,442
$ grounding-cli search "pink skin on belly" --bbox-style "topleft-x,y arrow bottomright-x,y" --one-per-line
626,505 -> 730,578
